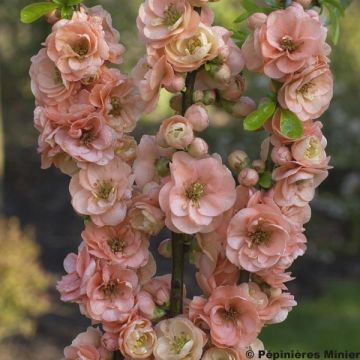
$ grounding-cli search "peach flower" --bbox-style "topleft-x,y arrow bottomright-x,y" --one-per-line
202,347 -> 241,360
64,327 -> 111,360
82,221 -> 149,269
242,4 -> 328,79
119,316 -> 157,359
30,48 -> 80,106
46,11 -> 111,81
69,158 -> 135,226
89,68 -> 142,134
54,112 -> 116,165
86,5 -> 126,64
57,243 -> 96,303
226,194 -> 292,272
165,23 -> 219,73
153,316 -> 207,360
133,135 -> 174,190
159,151 -> 236,234
128,196 -> 165,236
137,0 -> 200,48
191,285 -> 262,348
272,164 -> 328,207
278,62 -> 333,121
86,262 -> 139,322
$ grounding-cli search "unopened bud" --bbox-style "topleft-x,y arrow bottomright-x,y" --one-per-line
252,159 -> 266,174
238,168 -> 259,187
188,137 -> 209,158
158,239 -> 172,258
203,90 -> 216,105
213,64 -> 231,83
232,97 -> 257,117
228,150 -> 250,172
271,146 -> 292,165
185,104 -> 209,132
193,90 -> 204,103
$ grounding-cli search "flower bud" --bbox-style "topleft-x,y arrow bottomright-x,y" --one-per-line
203,90 -> 216,105
220,76 -> 246,101
46,9 -> 61,24
185,104 -> 209,132
188,137 -> 209,158
193,90 -> 204,103
248,13 -> 267,30
101,332 -> 118,352
271,146 -> 292,165
228,150 -> 250,172
170,94 -> 182,112
158,239 -> 172,258
252,159 -> 266,174
158,115 -> 194,150
238,168 -> 259,187
165,74 -> 185,93
155,158 -> 171,177
232,97 -> 257,117
213,64 -> 231,83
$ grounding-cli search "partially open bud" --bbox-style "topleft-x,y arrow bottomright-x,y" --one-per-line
164,74 -> 185,93
158,239 -> 172,258
185,104 -> 209,132
232,97 -> 257,117
188,137 -> 209,158
238,168 -> 259,187
252,159 -> 266,174
228,150 -> 250,172
157,116 -> 194,150
271,146 -> 292,165
220,75 -> 246,101
203,90 -> 217,105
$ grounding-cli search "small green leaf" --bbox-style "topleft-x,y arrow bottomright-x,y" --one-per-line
280,110 -> 304,139
61,5 -> 74,19
20,2 -> 58,24
66,0 -> 83,5
244,100 -> 276,131
234,12 -> 251,23
258,170 -> 273,189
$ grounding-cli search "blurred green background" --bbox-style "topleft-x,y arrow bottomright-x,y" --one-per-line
0,0 -> 359,359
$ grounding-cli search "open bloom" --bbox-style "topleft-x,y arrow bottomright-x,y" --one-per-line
159,151 -> 236,234
86,262 -> 139,322
118,316 -> 157,359
190,285 -> 262,348
64,327 -> 111,360
242,3 -> 328,79
30,48 -> 80,106
82,221 -> 149,269
153,317 -> 207,360
46,11 -> 111,81
137,0 -> 200,48
69,158 -> 134,226
226,195 -> 292,272
165,23 -> 220,73
278,62 -> 333,121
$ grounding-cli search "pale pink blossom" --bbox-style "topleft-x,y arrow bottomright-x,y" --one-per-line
159,151 -> 236,234
157,115 -> 194,150
86,5 -> 126,64
46,11 -> 111,81
86,262 -> 139,322
119,316 -> 157,359
226,194 -> 292,272
57,243 -> 96,303
137,0 -> 200,48
242,4 -> 328,79
165,23 -> 220,73
89,68 -> 142,134
64,327 -> 111,360
153,316 -> 207,360
272,164 -> 328,207
30,48 -> 80,106
278,62 -> 333,121
133,135 -> 174,190
69,158 -> 135,226
190,285 -> 262,348
82,221 -> 149,269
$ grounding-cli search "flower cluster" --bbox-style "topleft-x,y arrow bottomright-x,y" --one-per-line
27,0 -> 335,359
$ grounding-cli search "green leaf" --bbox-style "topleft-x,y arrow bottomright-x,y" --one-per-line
325,3 -> 341,44
280,110 -> 304,139
241,0 -> 263,12
234,12 -> 251,23
244,100 -> 276,131
323,0 -> 344,14
20,2 -> 58,24
61,5 -> 74,19
66,0 -> 83,5
258,171 -> 273,189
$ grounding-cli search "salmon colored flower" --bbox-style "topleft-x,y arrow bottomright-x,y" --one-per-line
82,221 -> 149,269
69,158 -> 134,226
64,327 -> 111,360
159,151 -> 236,234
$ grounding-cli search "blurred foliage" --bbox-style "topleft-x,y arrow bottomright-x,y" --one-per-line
0,217 -> 50,339
261,281 -> 360,350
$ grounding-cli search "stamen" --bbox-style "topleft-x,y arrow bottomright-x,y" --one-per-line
72,38 -> 89,57
95,181 -> 114,200
101,279 -> 118,297
185,182 -> 205,205
280,36 -> 298,53
171,333 -> 191,354
163,4 -> 181,27
107,237 -> 125,254
249,229 -> 269,245
108,96 -> 122,117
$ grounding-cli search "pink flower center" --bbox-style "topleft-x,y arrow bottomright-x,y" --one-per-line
107,237 -> 125,254
109,96 -> 122,117
95,180 -> 115,200
280,36 -> 298,53
185,182 -> 205,205
101,279 -> 119,297
163,4 -> 181,27
221,307 -> 239,323
249,229 -> 269,246
80,129 -> 96,146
